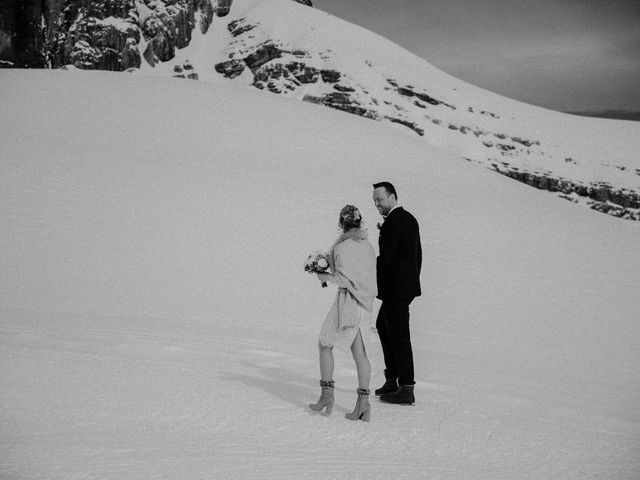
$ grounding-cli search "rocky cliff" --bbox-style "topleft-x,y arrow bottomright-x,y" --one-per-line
1,0 -> 310,70
0,0 -> 48,67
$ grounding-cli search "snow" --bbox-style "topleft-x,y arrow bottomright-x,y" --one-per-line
1,70 -> 639,479
96,16 -> 134,31
135,0 -> 640,209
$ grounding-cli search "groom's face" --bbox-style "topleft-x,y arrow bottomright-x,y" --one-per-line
373,187 -> 396,217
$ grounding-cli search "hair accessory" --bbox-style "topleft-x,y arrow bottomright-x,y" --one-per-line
339,205 -> 362,229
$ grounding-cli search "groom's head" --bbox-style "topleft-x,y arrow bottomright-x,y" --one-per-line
373,182 -> 397,217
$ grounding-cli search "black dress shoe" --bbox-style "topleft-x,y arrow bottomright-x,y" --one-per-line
379,384 -> 415,405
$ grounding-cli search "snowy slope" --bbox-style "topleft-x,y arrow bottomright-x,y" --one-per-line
132,0 -> 640,220
1,70 -> 640,479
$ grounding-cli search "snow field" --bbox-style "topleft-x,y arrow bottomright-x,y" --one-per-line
1,70 -> 639,479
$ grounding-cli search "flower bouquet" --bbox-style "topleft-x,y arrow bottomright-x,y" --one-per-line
304,250 -> 330,287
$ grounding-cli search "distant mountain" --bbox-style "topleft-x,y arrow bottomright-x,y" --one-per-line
2,0 -> 640,220
567,111 -> 640,122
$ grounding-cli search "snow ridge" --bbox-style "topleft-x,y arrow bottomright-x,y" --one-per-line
10,0 -> 640,219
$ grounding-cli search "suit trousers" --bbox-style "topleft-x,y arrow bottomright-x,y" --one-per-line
376,298 -> 415,386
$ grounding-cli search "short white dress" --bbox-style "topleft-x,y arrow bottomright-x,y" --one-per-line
316,231 -> 377,354
319,295 -> 373,353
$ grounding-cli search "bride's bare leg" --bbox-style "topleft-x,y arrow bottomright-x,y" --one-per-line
351,330 -> 370,389
318,343 -> 334,381
310,343 -> 335,414
346,330 -> 371,421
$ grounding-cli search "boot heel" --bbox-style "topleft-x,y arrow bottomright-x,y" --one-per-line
324,402 -> 333,415
361,408 -> 371,422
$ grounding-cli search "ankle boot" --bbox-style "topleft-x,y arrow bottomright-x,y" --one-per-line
345,388 -> 371,422
309,380 -> 334,415
379,384 -> 415,405
374,370 -> 398,396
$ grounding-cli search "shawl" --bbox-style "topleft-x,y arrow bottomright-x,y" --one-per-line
328,228 -> 377,329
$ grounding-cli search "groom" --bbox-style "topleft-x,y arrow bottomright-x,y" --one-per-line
372,182 -> 422,405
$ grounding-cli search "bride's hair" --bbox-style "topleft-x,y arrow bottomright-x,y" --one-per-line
339,205 -> 362,231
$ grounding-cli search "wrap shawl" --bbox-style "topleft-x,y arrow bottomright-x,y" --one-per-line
327,228 -> 377,329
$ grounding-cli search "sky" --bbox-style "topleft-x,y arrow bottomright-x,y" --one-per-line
316,0 -> 640,114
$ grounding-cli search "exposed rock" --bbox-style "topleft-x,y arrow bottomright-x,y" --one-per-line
196,0 -> 215,32
32,0 -> 217,70
214,0 -> 233,17
393,83 -> 456,110
320,69 -> 340,83
416,92 -> 443,106
0,0 -> 46,67
480,110 -> 500,119
385,117 -> 425,136
511,136 -> 539,147
494,165 -> 640,220
323,92 -> 351,105
252,62 -> 293,88
244,43 -> 283,71
216,45 -> 321,90
172,59 -> 198,79
286,62 -> 318,83
228,18 -> 255,36
141,1 -> 197,65
303,93 -> 375,118
215,58 -> 245,78
120,37 -> 141,69
333,84 -> 355,92
293,0 -> 313,6
496,143 -> 516,152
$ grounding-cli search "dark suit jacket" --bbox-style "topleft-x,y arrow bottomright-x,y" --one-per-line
376,207 -> 422,300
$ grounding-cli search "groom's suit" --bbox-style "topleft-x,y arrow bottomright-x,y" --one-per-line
376,206 -> 422,386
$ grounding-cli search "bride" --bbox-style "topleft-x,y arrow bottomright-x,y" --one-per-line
309,205 -> 377,422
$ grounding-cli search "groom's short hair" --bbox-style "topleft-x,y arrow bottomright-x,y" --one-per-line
373,181 -> 397,200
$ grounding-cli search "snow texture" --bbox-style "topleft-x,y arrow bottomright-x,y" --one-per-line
1,70 -> 639,479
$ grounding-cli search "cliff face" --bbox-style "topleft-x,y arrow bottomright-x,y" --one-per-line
0,0 -> 47,67
0,0 -> 310,69
48,0 -> 221,71
0,0 -> 231,70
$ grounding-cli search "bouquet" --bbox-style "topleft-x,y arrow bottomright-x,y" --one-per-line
304,250 -> 330,287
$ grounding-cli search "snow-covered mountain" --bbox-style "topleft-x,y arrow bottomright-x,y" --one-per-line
150,0 -> 640,220
8,0 -> 638,220
2,0 -> 640,219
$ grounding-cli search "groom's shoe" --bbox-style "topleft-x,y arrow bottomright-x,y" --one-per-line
379,384 -> 415,405
374,371 -> 398,396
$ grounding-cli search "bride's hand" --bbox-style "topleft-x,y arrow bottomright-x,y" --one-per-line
317,273 -> 331,284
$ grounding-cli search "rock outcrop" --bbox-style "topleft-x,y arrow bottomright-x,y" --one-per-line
0,0 -> 312,69
0,0 -> 47,67
0,0 -> 229,70
48,0 -> 220,70
490,164 -> 640,221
